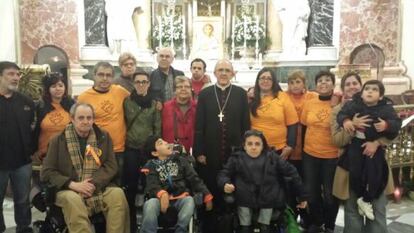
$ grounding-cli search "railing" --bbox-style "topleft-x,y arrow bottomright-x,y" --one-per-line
386,104 -> 414,173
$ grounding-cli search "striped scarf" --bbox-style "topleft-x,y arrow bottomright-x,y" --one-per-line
65,123 -> 104,216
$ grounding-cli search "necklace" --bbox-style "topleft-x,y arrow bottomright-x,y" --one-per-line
214,84 -> 233,122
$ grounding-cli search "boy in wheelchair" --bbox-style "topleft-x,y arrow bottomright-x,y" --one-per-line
140,136 -> 213,233
217,130 -> 308,233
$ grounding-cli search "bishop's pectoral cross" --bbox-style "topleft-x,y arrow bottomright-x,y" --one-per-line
218,111 -> 224,122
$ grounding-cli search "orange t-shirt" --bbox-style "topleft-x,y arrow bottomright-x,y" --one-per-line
78,85 -> 129,152
300,97 -> 338,159
251,92 -> 299,150
288,91 -> 318,160
38,103 -> 71,155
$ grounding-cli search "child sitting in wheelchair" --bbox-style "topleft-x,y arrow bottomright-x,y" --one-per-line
140,136 -> 213,233
218,130 -> 308,233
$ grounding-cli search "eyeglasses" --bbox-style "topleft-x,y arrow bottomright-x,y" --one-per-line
134,80 -> 149,85
175,85 -> 191,89
259,77 -> 272,82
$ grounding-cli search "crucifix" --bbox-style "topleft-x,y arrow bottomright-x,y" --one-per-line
218,111 -> 224,122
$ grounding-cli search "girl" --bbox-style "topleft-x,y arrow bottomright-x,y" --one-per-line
218,129 -> 307,233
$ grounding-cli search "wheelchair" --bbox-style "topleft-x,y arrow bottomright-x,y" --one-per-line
31,183 -> 106,233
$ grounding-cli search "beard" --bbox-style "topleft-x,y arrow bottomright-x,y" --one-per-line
8,84 -> 18,91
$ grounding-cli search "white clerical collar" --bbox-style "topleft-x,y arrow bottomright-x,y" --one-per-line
215,82 -> 231,91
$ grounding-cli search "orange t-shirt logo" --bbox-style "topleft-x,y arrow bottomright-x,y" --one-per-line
48,112 -> 64,125
100,100 -> 114,114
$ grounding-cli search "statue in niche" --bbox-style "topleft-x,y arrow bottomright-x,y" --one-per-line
198,0 -> 220,16
192,23 -> 221,60
105,0 -> 142,54
277,0 -> 310,56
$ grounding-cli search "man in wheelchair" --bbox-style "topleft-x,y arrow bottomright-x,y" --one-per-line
140,136 -> 213,233
217,130 -> 308,233
40,103 -> 130,233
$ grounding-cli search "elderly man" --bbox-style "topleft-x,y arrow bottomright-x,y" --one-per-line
193,59 -> 250,232
78,62 -> 130,184
162,76 -> 197,152
41,103 -> 129,233
189,58 -> 211,99
0,61 -> 34,233
149,47 -> 184,102
113,52 -> 138,92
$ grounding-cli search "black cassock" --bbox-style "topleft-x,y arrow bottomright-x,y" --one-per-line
193,84 -> 250,203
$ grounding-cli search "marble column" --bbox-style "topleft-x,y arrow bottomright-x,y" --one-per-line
265,0 -> 282,60
68,63 -> 93,97
308,0 -> 333,46
84,0 -> 106,45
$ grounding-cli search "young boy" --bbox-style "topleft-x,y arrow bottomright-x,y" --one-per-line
218,130 -> 307,233
140,136 -> 213,233
337,80 -> 401,220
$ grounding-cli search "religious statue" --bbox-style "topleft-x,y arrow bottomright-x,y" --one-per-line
104,0 -> 141,54
198,0 -> 220,16
278,0 -> 310,56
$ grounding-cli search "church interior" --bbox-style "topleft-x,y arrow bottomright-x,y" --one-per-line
1,0 -> 414,232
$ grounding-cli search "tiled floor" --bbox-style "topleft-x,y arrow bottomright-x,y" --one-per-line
3,197 -> 414,233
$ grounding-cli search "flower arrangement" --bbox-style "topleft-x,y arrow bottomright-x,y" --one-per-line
152,15 -> 184,48
233,15 -> 266,48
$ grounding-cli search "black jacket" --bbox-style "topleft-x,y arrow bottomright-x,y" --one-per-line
144,153 -> 210,198
149,66 -> 184,102
0,92 -> 35,167
34,97 -> 75,151
337,94 -> 401,140
217,150 -> 307,209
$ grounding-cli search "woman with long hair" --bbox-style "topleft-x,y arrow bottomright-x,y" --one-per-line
34,72 -> 75,161
331,72 -> 394,233
250,67 -> 299,159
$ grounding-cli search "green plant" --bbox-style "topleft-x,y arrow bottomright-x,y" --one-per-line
18,65 -> 47,100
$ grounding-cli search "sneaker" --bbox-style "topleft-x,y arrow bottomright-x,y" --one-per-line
357,197 -> 375,220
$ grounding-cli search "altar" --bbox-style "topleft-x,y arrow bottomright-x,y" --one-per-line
1,0 -> 411,96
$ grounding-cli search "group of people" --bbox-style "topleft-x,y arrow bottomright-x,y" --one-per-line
0,46 -> 400,233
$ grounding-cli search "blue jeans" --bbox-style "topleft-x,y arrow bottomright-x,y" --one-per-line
343,190 -> 388,233
0,163 -> 32,233
140,196 -> 195,233
303,152 -> 339,231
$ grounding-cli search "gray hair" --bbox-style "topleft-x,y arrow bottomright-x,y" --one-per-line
69,102 -> 95,119
157,47 -> 176,57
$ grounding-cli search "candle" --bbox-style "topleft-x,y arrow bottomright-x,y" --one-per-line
231,16 -> 236,60
182,16 -> 186,59
255,15 -> 259,41
158,16 -> 162,48
243,16 -> 247,48
170,16 -> 174,48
